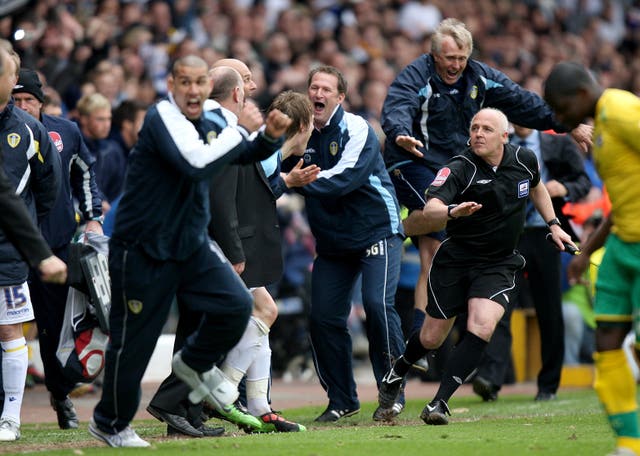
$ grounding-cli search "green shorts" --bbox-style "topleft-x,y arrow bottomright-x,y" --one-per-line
594,234 -> 640,329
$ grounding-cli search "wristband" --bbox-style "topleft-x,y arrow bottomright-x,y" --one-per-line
447,204 -> 458,219
546,217 -> 561,228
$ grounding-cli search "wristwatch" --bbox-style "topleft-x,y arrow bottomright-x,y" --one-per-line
447,204 -> 458,219
546,217 -> 561,228
91,215 -> 105,225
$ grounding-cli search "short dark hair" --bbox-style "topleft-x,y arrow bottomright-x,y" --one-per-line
112,100 -> 147,130
171,55 -> 208,77
307,65 -> 348,95
268,90 -> 313,139
544,61 -> 597,100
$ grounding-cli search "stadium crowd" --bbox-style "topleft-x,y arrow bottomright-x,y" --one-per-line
3,0 -> 640,127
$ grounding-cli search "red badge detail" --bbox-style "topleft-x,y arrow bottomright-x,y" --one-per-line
48,131 -> 63,152
432,167 -> 451,186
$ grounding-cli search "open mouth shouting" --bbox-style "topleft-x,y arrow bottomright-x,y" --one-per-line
313,101 -> 326,116
185,97 -> 202,117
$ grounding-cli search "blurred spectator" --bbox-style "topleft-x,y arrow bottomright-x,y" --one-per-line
561,212 -> 602,366
75,92 -> 125,210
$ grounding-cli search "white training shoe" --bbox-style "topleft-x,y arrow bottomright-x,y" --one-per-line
0,419 -> 20,441
171,351 -> 239,409
89,418 -> 150,447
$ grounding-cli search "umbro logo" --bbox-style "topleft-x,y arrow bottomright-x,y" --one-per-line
426,403 -> 437,412
477,179 -> 492,184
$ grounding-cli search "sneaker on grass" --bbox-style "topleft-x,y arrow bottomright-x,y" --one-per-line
315,406 -> 360,422
372,402 -> 404,421
0,419 -> 20,441
88,419 -> 150,447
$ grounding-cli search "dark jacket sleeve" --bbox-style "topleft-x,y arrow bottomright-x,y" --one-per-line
543,134 -> 592,202
29,121 -> 62,221
70,130 -> 103,220
381,55 -> 431,146
0,155 -> 52,268
479,62 -> 568,133
208,165 -> 245,264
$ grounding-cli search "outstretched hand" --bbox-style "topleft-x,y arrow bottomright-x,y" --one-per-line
396,135 -> 424,158
449,201 -> 482,218
285,159 -> 320,188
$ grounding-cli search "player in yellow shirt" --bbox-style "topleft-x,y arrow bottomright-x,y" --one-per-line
544,61 -> 640,456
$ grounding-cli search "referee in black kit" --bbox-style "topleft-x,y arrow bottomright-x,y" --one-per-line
377,107 -> 577,425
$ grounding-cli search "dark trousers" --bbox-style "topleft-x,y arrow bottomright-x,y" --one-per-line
309,235 -> 405,410
93,240 -> 252,433
478,228 -> 564,393
149,303 -> 205,426
0,246 -> 75,407
29,259 -> 78,400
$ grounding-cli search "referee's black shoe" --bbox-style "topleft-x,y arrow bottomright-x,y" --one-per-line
420,399 -> 451,425
378,368 -> 404,409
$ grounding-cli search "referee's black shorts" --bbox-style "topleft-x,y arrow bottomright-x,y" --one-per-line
426,244 -> 525,320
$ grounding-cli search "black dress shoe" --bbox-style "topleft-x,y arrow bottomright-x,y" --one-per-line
472,376 -> 499,402
534,392 -> 557,402
168,423 -> 225,438
50,396 -> 79,429
146,404 -> 203,437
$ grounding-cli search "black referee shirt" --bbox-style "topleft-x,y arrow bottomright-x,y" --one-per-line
426,143 -> 540,260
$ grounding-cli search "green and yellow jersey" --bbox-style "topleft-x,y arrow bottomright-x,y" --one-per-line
593,89 -> 640,242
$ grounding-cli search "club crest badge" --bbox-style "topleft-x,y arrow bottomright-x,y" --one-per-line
207,131 -> 218,143
470,85 -> 478,100
6,133 -> 20,148
329,141 -> 338,156
127,299 -> 143,314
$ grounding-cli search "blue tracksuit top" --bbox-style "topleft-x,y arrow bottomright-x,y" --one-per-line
40,113 -> 102,249
285,105 -> 403,256
112,96 -> 282,261
382,54 -> 567,170
0,102 -> 61,285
